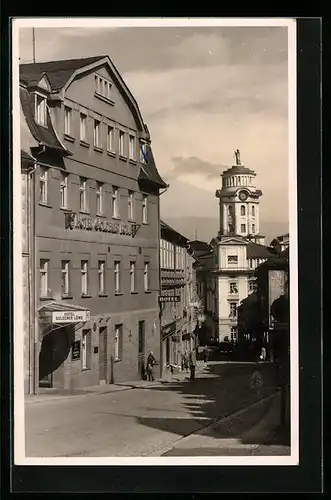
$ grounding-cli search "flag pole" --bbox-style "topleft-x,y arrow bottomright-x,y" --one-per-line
32,28 -> 36,63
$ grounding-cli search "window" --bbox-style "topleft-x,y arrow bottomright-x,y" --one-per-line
81,260 -> 89,295
39,259 -> 49,296
95,74 -> 112,100
107,125 -> 114,152
130,261 -> 136,292
119,131 -> 125,157
98,261 -> 106,294
252,205 -> 255,216
79,177 -> 88,212
64,106 -> 72,136
227,255 -> 238,264
94,119 -> 101,148
96,182 -> 103,214
138,320 -> 145,354
140,142 -> 147,163
82,329 -> 92,370
114,261 -> 121,293
240,205 -> 246,216
80,113 -> 87,142
229,302 -> 237,318
142,195 -> 148,224
231,327 -> 237,342
60,172 -> 68,208
61,260 -> 70,295
144,262 -> 150,291
111,186 -> 119,218
114,324 -> 123,361
129,135 -> 136,160
39,167 -> 48,203
35,94 -> 47,126
128,190 -> 134,220
229,281 -> 238,294
252,224 -> 255,233
241,224 -> 246,233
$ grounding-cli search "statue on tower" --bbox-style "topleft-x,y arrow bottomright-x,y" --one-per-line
234,149 -> 241,166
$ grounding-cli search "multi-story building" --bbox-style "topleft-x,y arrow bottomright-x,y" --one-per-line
19,55 -> 167,394
159,221 -> 198,373
194,151 -> 276,343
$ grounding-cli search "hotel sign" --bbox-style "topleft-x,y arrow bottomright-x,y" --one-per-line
52,310 -> 91,324
65,212 -> 133,236
159,289 -> 180,303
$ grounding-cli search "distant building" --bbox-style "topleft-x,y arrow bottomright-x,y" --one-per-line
20,55 -> 167,394
159,221 -> 198,373
193,151 -> 277,343
270,233 -> 289,254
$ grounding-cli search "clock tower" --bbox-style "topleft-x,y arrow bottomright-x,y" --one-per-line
215,150 -> 265,245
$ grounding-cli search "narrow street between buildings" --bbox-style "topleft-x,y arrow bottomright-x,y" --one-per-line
24,362 -> 290,458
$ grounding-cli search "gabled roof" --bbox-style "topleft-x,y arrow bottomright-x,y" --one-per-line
20,55 -> 148,136
20,85 -> 70,155
247,241 -> 276,259
20,56 -> 105,91
217,235 -> 248,246
188,240 -> 212,255
139,144 -> 168,189
160,219 -> 188,244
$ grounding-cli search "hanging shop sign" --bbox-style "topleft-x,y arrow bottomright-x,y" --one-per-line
65,212 -> 133,236
52,309 -> 91,324
159,289 -> 180,303
71,340 -> 81,360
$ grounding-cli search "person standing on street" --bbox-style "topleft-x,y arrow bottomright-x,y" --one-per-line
203,345 -> 209,364
146,351 -> 156,381
189,349 -> 197,380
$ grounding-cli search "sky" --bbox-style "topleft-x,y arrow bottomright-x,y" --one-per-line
18,22 -> 290,240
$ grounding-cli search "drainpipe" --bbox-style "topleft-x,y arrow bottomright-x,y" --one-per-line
157,184 -> 169,379
32,145 -> 46,394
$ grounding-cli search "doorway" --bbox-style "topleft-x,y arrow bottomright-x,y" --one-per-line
99,326 -> 107,383
138,320 -> 145,379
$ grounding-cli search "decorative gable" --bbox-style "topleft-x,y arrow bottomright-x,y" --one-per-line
36,74 -> 51,92
218,236 -> 248,247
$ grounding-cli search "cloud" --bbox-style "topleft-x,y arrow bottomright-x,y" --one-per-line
17,24 -> 289,228
168,156 -> 228,181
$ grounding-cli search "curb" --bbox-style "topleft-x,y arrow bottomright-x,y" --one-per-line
143,391 -> 280,457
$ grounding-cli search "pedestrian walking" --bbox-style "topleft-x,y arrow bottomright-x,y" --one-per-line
146,351 -> 156,381
203,345 -> 209,364
189,349 -> 197,380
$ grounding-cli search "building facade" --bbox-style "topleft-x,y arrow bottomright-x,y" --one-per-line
194,151 -> 276,343
159,221 -> 198,373
20,55 -> 167,394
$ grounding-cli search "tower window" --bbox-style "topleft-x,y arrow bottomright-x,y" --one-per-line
240,205 -> 246,216
252,205 -> 255,216
227,255 -> 238,264
241,224 -> 246,233
252,224 -> 255,233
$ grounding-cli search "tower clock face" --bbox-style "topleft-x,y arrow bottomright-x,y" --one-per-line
238,190 -> 248,201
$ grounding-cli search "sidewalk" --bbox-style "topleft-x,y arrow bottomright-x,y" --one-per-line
25,362 -> 208,404
160,390 -> 291,457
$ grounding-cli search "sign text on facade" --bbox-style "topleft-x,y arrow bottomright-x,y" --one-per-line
52,310 -> 91,324
65,213 -> 133,236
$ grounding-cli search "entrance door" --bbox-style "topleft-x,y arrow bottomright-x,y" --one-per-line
138,320 -> 145,379
99,327 -> 107,383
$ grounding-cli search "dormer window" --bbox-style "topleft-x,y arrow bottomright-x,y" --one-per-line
35,93 -> 47,126
95,74 -> 112,101
140,142 -> 147,164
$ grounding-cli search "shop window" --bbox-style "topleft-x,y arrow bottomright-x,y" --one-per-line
82,329 -> 92,370
114,324 -> 123,361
